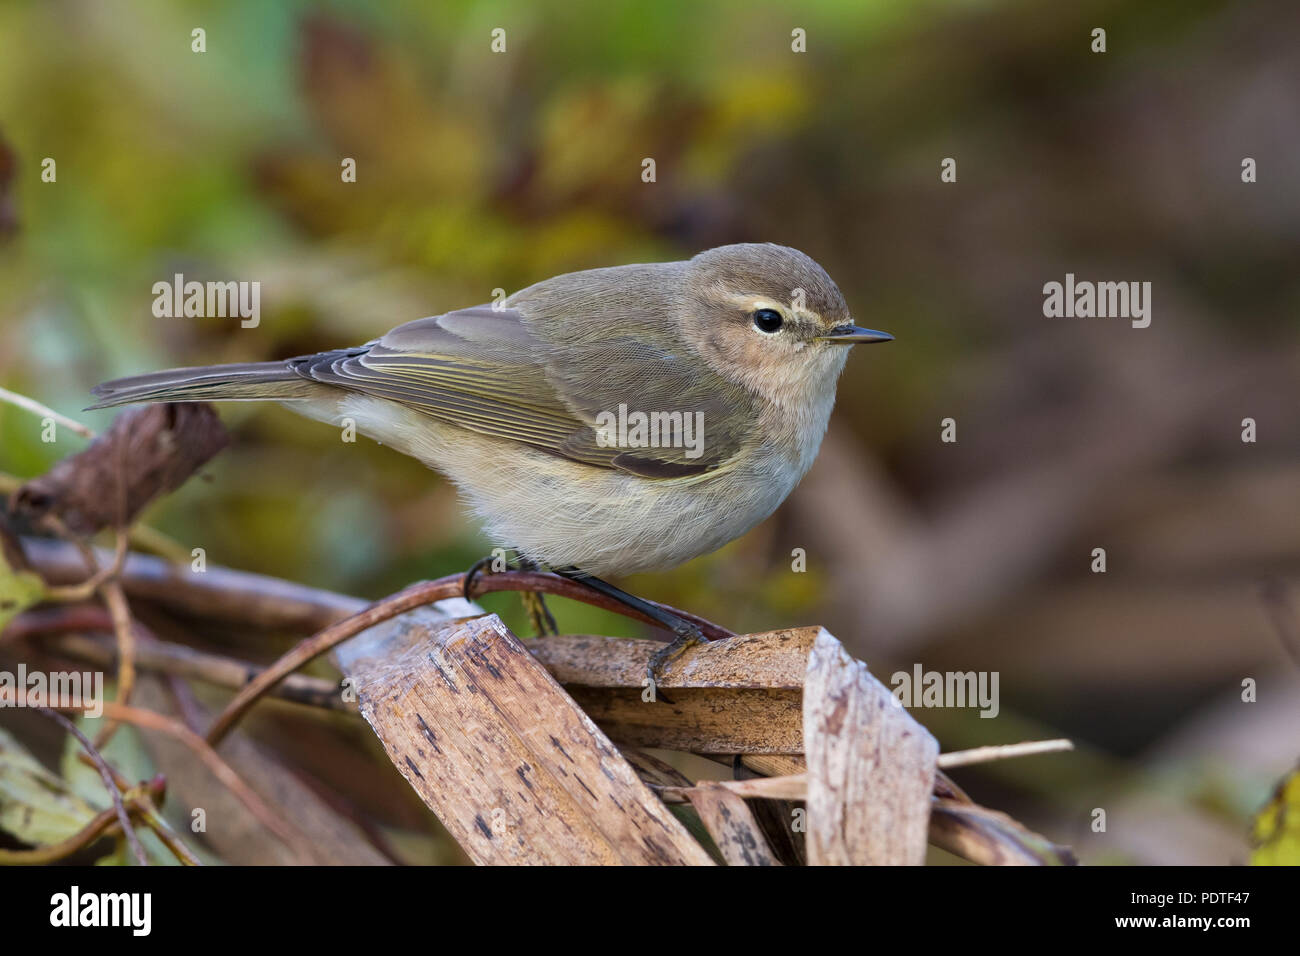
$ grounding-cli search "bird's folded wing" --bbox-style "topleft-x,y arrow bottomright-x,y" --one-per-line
290,306 -> 753,478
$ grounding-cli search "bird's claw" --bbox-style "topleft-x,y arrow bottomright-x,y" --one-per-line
645,625 -> 704,704
462,555 -> 495,601
463,552 -> 559,638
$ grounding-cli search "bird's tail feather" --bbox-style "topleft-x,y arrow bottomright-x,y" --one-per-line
88,362 -> 322,410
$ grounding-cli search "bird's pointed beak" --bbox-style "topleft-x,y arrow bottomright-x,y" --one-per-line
817,325 -> 894,345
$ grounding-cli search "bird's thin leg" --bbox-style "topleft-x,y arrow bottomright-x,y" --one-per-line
553,568 -> 704,700
515,556 -> 558,637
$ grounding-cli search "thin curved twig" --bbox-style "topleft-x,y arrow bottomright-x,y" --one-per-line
91,581 -> 137,749
938,739 -> 1074,769
133,797 -> 203,865
42,528 -> 129,603
39,708 -> 147,865
94,702 -> 314,859
89,431 -> 137,749
26,517 -> 139,750
0,385 -> 95,439
26,693 -> 312,859
0,804 -> 121,865
0,781 -> 200,866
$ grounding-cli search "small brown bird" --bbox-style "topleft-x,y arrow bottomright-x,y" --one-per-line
92,243 -> 892,686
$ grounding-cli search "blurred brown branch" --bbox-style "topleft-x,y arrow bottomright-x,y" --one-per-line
6,606 -> 351,712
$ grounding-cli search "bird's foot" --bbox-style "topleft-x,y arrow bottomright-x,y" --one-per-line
461,554 -> 496,601
645,621 -> 704,705
461,551 -> 558,638
547,568 -> 706,704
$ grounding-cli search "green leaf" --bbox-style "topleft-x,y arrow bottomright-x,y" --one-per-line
1251,764 -> 1300,866
0,546 -> 44,631
0,726 -> 98,847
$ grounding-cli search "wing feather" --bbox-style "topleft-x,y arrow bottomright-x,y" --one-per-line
289,305 -> 752,477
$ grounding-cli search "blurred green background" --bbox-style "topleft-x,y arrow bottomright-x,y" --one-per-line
1,0 -> 1298,864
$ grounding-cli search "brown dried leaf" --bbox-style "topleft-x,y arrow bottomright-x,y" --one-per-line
531,628 -> 816,754
803,628 -> 938,865
930,798 -> 1078,866
345,614 -> 714,865
686,782 -> 782,867
13,403 -> 228,535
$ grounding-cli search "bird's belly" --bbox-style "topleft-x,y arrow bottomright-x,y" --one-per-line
487,463 -> 785,575
301,395 -> 794,576
513,472 -> 786,574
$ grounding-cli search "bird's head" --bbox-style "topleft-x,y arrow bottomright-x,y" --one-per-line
679,243 -> 892,406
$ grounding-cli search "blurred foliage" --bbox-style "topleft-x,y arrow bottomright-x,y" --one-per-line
1,0 -> 1297,864
1251,765 -> 1300,866
0,543 -> 44,630
0,0 -> 918,625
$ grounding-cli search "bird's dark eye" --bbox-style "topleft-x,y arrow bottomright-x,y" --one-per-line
752,308 -> 784,333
